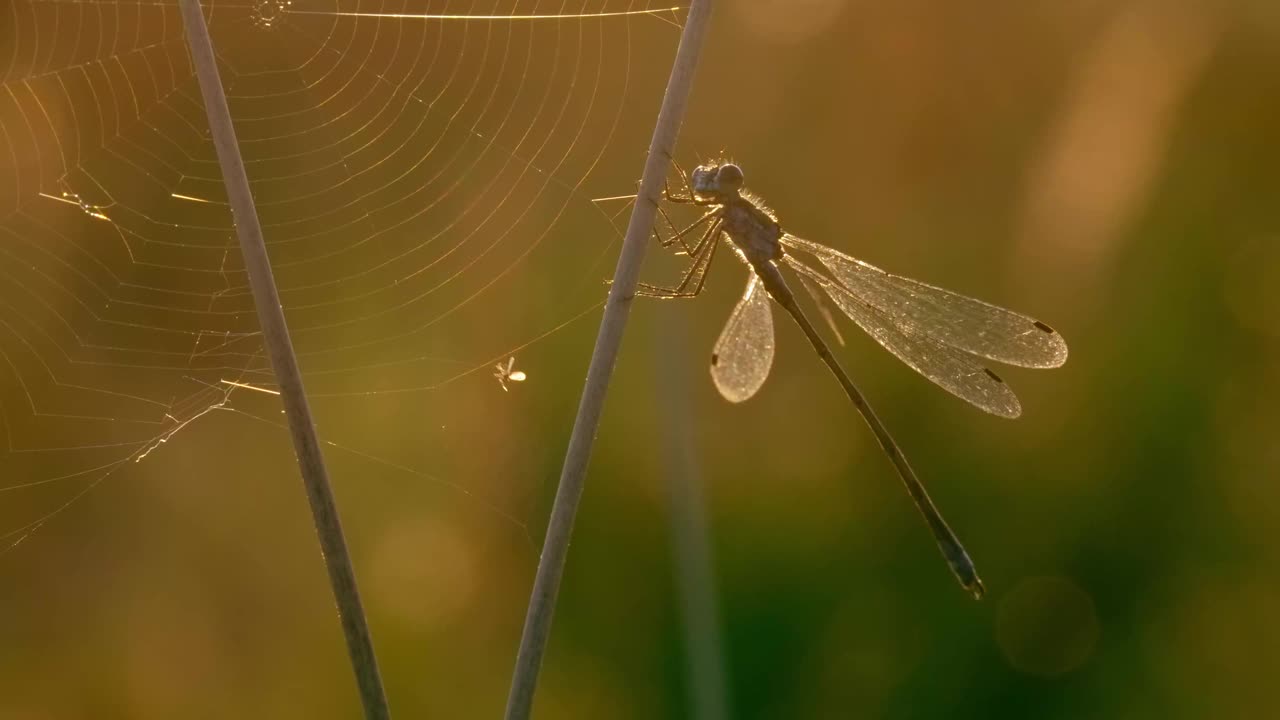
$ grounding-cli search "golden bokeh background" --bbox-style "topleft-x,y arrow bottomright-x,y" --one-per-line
1,1 -> 1277,717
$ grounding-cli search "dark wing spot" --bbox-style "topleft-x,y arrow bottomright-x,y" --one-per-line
710,353 -> 720,366
983,368 -> 1005,383
1033,320 -> 1056,334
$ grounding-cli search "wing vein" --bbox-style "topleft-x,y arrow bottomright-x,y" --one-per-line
781,234 -> 1068,369
783,255 -> 1022,418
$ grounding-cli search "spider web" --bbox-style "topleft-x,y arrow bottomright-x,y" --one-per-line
0,0 -> 684,548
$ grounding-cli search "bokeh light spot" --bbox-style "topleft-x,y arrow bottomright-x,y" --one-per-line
369,518 -> 476,630
996,575 -> 1099,677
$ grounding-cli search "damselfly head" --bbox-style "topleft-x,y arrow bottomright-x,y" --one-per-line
691,162 -> 744,199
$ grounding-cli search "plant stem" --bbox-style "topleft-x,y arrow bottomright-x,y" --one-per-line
503,2 -> 716,718
177,3 -> 391,717
654,307 -> 731,720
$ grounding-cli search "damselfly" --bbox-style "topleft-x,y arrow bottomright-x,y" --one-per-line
643,161 -> 1069,598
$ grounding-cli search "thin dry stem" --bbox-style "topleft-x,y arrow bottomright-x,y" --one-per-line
178,2 -> 391,717
503,2 -> 716,718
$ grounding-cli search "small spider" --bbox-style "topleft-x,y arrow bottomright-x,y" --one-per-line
493,357 -> 527,392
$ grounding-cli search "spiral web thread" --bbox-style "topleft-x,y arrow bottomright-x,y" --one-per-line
0,1 -> 684,547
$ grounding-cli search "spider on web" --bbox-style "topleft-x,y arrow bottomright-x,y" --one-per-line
493,357 -> 528,392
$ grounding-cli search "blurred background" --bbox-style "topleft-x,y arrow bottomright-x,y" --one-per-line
1,0 -> 1278,717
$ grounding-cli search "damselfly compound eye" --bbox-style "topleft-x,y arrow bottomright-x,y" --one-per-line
690,165 -> 718,194
716,163 -> 744,189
